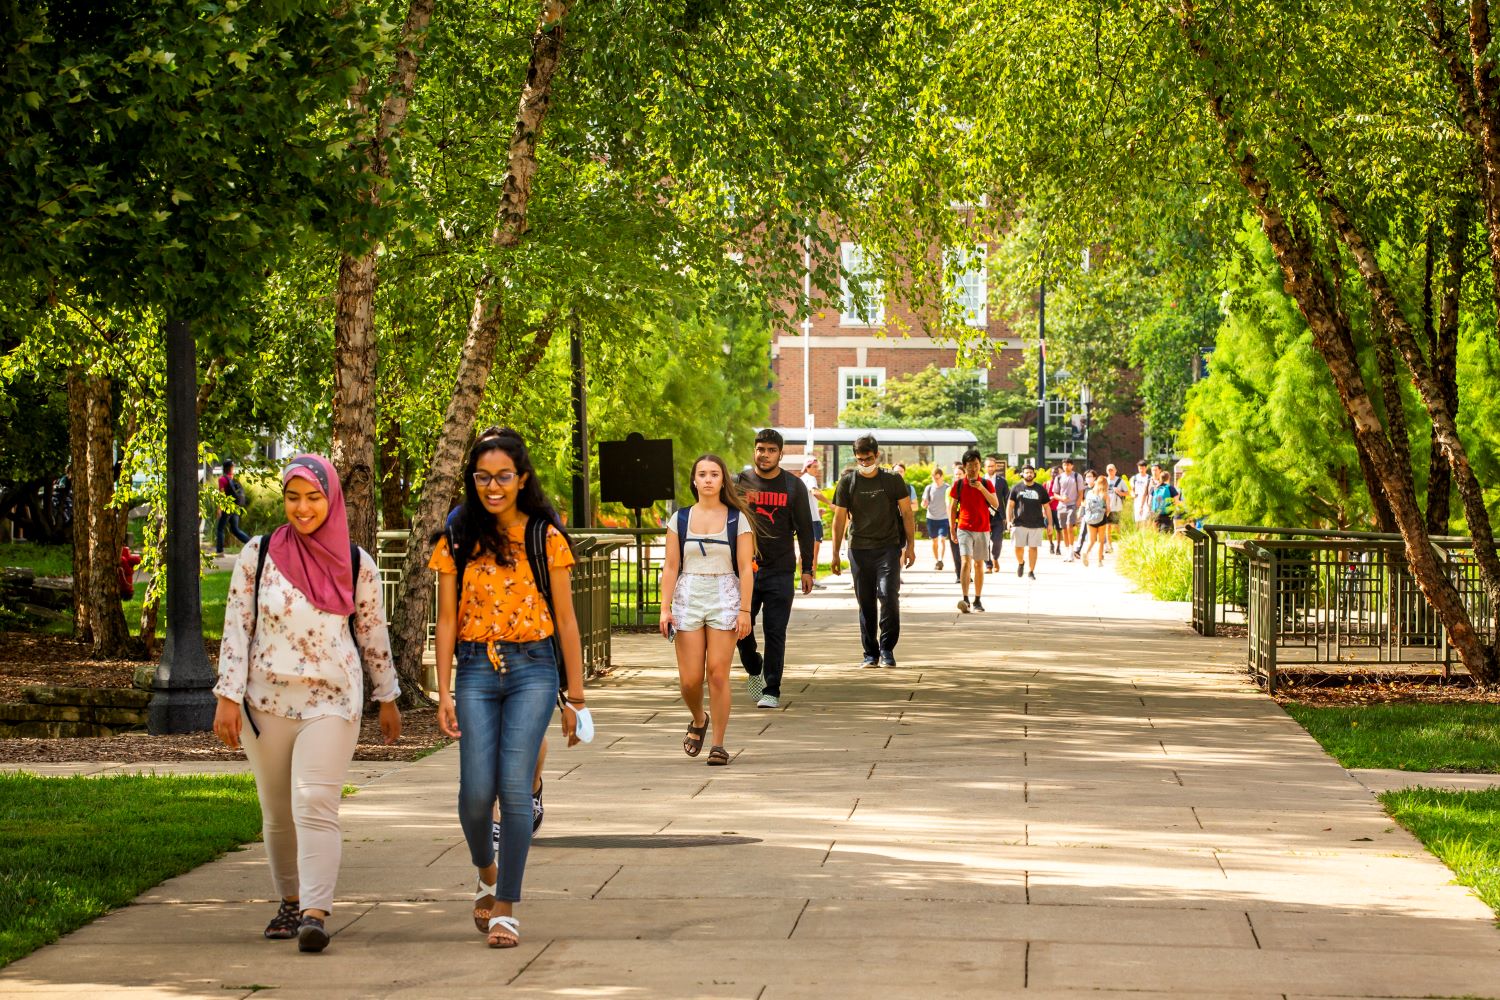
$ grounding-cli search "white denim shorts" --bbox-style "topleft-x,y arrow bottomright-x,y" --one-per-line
672,573 -> 741,632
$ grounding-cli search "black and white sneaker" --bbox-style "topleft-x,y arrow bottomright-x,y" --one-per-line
1028,571 -> 1036,580
972,598 -> 985,612
746,672 -> 766,703
532,780 -> 544,836
935,559 -> 943,571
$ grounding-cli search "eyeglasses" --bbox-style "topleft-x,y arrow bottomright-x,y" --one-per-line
474,471 -> 519,487
854,454 -> 879,466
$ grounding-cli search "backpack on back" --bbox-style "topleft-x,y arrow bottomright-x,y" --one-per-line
674,505 -> 741,577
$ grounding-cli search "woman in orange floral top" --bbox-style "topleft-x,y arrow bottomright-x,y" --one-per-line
430,428 -> 586,949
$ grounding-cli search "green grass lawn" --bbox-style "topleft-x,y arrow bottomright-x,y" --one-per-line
0,773 -> 263,967
1381,787 -> 1500,918
121,569 -> 233,641
1282,702 -> 1500,772
0,542 -> 74,578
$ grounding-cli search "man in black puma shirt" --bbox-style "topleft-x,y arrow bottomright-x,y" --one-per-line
735,429 -> 815,709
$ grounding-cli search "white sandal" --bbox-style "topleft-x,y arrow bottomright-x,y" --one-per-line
473,877 -> 497,933
487,913 -> 519,949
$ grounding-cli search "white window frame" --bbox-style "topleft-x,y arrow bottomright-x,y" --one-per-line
945,244 -> 988,327
838,366 -> 886,412
840,242 -> 885,326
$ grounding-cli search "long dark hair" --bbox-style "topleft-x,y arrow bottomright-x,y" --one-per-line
437,426 -> 569,568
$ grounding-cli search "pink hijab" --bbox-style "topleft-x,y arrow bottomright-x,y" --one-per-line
267,454 -> 355,616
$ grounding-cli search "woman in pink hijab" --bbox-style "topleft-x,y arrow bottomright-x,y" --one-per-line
212,454 -> 402,953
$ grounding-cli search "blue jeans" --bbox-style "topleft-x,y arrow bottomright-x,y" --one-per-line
455,639 -> 557,902
215,511 -> 250,551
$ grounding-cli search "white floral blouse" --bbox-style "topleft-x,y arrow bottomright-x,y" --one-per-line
214,536 -> 401,721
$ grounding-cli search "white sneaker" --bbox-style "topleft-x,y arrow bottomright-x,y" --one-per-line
756,695 -> 780,709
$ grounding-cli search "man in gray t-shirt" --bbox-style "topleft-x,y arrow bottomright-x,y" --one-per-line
1052,457 -> 1084,559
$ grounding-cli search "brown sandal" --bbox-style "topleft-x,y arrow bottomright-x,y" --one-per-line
683,713 -> 709,757
706,745 -> 730,766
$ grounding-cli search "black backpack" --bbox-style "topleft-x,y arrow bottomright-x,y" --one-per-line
445,509 -> 569,692
674,505 -> 741,576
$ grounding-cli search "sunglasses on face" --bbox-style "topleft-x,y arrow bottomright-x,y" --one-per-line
474,471 -> 519,488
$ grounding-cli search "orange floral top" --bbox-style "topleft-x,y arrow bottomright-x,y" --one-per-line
429,521 -> 575,643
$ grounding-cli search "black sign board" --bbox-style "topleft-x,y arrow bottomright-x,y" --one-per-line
598,433 -> 675,509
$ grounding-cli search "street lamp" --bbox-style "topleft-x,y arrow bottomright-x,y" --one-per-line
1080,383 -> 1093,470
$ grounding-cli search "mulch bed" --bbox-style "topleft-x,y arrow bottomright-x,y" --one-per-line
0,630 -> 451,763
1271,670 -> 1500,707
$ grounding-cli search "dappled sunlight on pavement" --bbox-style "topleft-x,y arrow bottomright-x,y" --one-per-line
3,553 -> 1499,997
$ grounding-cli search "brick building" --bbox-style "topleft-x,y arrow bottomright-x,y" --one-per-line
766,238 -> 1145,476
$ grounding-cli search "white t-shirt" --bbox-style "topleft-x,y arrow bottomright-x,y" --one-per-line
668,505 -> 754,576
1130,473 -> 1154,519
800,472 -> 821,522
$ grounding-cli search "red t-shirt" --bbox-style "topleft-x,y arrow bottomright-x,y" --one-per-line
948,477 -> 994,532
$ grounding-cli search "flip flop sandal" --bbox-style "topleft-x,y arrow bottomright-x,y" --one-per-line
706,745 -> 730,766
487,914 -> 520,949
264,898 -> 300,940
683,713 -> 710,757
473,876 -> 497,933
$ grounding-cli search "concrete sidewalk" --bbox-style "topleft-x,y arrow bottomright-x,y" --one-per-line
4,551 -> 1500,999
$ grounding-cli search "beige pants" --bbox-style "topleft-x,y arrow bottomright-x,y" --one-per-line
240,708 -> 360,914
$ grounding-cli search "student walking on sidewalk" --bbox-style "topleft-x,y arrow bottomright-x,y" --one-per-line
735,429 -> 815,709
430,430 -> 587,950
660,455 -> 757,764
212,454 -> 402,953
1006,464 -> 1051,579
1079,475 -> 1109,566
921,466 -> 950,572
949,448 -> 1000,613
831,433 -> 917,667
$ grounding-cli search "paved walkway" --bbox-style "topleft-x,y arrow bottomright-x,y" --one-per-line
5,553 -> 1500,998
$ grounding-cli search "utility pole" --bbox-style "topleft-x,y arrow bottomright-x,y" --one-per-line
1035,279 -> 1047,469
570,313 -> 590,529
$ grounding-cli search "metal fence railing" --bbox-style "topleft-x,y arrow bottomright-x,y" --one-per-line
572,528 -> 668,627
1228,534 -> 1494,693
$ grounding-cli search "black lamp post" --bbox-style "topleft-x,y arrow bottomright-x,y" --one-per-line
1035,279 -> 1047,469
148,317 -> 216,733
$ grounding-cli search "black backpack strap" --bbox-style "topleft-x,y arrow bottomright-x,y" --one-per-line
523,517 -> 567,692
348,542 -> 361,659
445,507 -> 467,586
253,534 -> 271,636
727,507 -> 739,577
676,506 -> 690,567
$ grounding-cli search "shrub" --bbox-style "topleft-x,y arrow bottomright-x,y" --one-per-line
1116,527 -> 1193,601
236,471 -> 284,537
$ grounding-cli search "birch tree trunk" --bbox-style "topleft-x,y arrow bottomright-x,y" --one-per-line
387,0 -> 573,697
331,0 -> 437,553
1175,0 -> 1500,683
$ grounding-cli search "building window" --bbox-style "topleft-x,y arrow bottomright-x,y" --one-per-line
946,245 -> 987,327
838,367 -> 886,412
941,367 -> 989,388
840,243 -> 885,326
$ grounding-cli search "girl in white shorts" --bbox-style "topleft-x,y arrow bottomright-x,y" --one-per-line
658,455 -> 756,766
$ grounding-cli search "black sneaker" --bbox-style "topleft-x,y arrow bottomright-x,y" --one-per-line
935,559 -> 943,571
297,914 -> 329,953
532,780 -> 544,836
1016,563 -> 1024,578
972,598 -> 985,612
1028,571 -> 1036,580
861,654 -> 880,668
879,652 -> 897,668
